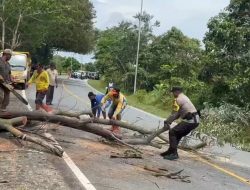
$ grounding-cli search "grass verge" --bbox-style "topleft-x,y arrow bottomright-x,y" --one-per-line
88,80 -> 169,118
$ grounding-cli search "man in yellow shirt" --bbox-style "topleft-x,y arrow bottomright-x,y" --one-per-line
101,87 -> 127,134
28,64 -> 52,113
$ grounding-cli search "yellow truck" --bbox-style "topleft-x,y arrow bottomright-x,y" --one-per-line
9,52 -> 32,89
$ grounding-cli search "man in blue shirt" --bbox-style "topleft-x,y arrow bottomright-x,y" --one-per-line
88,92 -> 107,119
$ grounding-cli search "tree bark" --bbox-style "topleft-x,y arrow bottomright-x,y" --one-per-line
0,111 -> 122,140
0,111 -> 162,148
1,0 -> 6,49
11,12 -> 22,49
0,110 -> 207,151
0,117 -> 63,156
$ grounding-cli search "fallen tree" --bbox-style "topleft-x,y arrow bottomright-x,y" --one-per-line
0,110 -> 207,156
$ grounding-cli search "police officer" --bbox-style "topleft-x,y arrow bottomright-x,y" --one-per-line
161,87 -> 200,160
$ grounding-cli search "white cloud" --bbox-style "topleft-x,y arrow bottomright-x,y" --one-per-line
91,0 -> 230,40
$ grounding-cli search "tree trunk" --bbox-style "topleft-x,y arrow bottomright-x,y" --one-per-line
0,110 -> 207,151
1,0 -> 6,50
11,13 -> 22,49
0,117 -> 64,156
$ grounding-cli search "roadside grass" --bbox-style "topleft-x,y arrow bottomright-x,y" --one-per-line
88,80 -> 169,118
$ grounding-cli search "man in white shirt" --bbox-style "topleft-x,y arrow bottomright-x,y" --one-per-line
46,64 -> 58,105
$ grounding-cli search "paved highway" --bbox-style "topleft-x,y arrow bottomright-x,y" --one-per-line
24,77 -> 250,190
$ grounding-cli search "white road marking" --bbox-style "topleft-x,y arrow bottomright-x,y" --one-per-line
21,90 -> 97,190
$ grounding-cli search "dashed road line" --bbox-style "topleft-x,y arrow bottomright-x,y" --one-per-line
21,90 -> 97,190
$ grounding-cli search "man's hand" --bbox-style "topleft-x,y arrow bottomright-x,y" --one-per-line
0,75 -> 4,83
111,116 -> 116,120
101,104 -> 106,111
163,120 -> 171,130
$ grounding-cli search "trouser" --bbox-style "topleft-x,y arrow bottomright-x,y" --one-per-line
167,121 -> 199,154
0,86 -> 10,109
35,91 -> 47,105
92,106 -> 106,119
35,91 -> 52,112
108,104 -> 123,120
46,85 -> 54,104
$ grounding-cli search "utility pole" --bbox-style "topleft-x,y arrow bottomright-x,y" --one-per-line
71,52 -> 73,73
133,0 -> 143,94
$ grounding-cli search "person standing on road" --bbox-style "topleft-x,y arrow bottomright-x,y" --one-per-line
101,87 -> 127,134
28,64 -> 52,113
160,87 -> 200,160
0,49 -> 13,110
46,64 -> 58,105
88,92 -> 107,119
105,82 -> 114,94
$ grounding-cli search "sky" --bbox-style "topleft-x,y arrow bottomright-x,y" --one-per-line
59,0 -> 230,63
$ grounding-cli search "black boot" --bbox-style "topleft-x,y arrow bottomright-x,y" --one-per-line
160,150 -> 171,157
164,153 -> 179,160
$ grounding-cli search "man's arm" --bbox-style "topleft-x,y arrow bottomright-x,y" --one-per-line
164,98 -> 181,125
165,112 -> 180,125
113,97 -> 126,118
0,75 -> 4,83
101,93 -> 111,105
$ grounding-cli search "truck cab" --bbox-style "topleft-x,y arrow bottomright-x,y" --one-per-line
9,52 -> 31,89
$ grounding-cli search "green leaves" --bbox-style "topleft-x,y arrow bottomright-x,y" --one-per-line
200,103 -> 250,151
1,0 -> 95,56
95,13 -> 157,91
203,0 -> 250,105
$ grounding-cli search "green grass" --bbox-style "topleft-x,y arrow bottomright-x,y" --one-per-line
88,79 -> 107,93
88,80 -> 169,118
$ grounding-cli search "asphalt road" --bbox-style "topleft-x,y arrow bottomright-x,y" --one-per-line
24,77 -> 250,190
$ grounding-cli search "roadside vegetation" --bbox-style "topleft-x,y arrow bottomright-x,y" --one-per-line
91,0 -> 250,151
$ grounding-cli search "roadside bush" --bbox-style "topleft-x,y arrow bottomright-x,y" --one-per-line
199,103 -> 250,151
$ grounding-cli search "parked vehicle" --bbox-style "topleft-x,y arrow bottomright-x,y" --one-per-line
71,72 -> 79,78
87,72 -> 99,80
9,52 -> 32,90
70,70 -> 99,80
80,71 -> 88,79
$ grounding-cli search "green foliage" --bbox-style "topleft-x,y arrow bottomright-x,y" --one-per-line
84,62 -> 96,72
95,12 -> 159,92
203,0 -> 250,106
53,55 -> 65,74
62,57 -> 81,72
200,103 -> 250,151
0,0 -> 96,60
